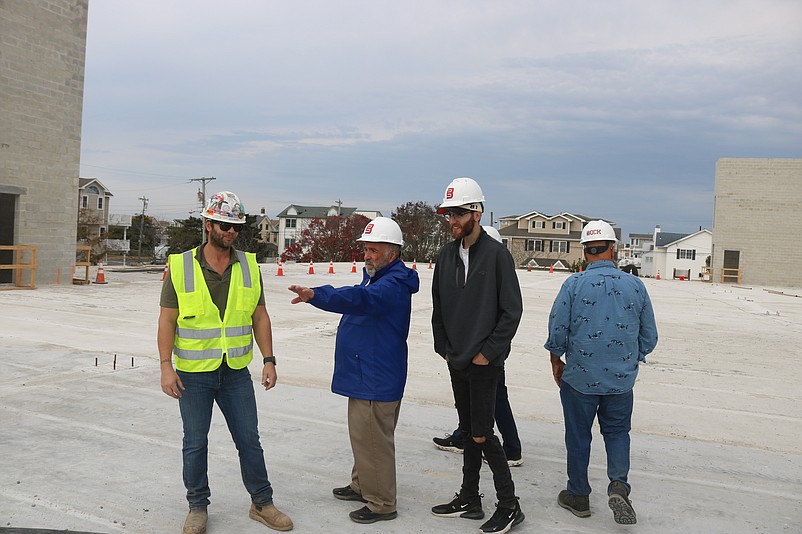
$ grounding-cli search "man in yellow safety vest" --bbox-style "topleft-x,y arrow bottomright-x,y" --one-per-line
158,191 -> 292,533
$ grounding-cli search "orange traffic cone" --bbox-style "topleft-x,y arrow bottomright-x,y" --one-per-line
549,263 -> 554,274
428,259 -> 433,269
276,260 -> 284,276
351,259 -> 357,273
94,262 -> 108,284
579,265 -> 583,272
527,262 -> 532,272
161,263 -> 169,281
308,260 -> 315,275
328,260 -> 335,274
412,258 -> 417,270
656,270 -> 661,280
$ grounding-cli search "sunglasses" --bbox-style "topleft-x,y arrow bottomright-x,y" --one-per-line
584,243 -> 610,255
445,208 -> 471,219
214,221 -> 243,232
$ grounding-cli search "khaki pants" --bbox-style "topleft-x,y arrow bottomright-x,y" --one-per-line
347,398 -> 402,514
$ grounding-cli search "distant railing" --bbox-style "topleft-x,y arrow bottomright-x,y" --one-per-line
0,245 -> 37,290
721,268 -> 742,285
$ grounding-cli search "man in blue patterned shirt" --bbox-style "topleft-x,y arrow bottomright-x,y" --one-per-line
544,220 -> 658,525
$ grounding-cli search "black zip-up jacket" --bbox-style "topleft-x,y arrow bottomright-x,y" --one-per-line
431,229 -> 523,369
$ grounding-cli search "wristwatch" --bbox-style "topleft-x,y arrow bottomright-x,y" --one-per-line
263,356 -> 277,365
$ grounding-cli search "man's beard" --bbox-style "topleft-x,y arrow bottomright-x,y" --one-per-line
209,227 -> 233,249
451,216 -> 476,241
365,249 -> 393,277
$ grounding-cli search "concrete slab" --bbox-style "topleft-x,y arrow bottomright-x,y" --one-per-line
0,265 -> 800,533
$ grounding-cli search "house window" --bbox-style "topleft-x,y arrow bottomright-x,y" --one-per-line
525,239 -> 544,252
99,227 -> 106,236
81,196 -> 88,209
532,220 -> 545,229
551,240 -> 569,253
97,197 -> 104,210
87,185 -> 99,195
632,238 -> 640,247
553,221 -> 566,230
285,218 -> 297,228
284,238 -> 295,248
677,249 -> 696,260
501,238 -> 508,248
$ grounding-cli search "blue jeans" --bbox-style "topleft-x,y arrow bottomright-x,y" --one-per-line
560,381 -> 633,497
177,362 -> 273,509
449,363 -> 517,508
450,368 -> 522,459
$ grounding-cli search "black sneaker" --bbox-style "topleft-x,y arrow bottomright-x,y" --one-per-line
608,481 -> 637,525
348,505 -> 398,524
431,493 -> 485,519
479,501 -> 525,533
433,433 -> 464,453
332,485 -> 367,503
558,490 -> 590,518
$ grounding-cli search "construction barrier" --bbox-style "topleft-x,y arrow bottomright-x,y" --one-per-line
0,245 -> 37,290
73,245 -> 91,285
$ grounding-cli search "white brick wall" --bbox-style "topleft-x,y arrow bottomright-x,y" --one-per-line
0,1 -> 88,285
713,158 -> 802,288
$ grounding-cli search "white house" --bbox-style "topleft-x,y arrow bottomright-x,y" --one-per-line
641,227 -> 712,280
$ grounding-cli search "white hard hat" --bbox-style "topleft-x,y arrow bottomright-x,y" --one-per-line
580,220 -> 617,244
436,177 -> 485,213
203,191 -> 246,224
482,225 -> 502,243
357,217 -> 404,246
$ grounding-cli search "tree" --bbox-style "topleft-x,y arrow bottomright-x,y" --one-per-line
281,214 -> 370,263
76,207 -> 107,263
392,201 -> 450,262
130,214 -> 160,260
166,215 -> 275,262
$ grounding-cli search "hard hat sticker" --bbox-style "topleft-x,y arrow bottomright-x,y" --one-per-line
446,187 -> 454,199
364,223 -> 374,234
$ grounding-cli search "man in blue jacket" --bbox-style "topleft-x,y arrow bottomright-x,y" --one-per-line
288,217 -> 419,525
545,220 -> 658,525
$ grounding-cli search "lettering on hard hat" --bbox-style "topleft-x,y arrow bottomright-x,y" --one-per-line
446,187 -> 454,199
364,223 -> 374,234
586,229 -> 603,236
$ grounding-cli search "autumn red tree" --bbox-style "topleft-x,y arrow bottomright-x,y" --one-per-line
281,214 -> 371,263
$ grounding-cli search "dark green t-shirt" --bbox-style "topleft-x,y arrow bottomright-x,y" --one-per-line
159,245 -> 266,321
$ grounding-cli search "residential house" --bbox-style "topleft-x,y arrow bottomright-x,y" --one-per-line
641,226 -> 712,280
276,204 -> 382,257
78,178 -> 113,240
498,211 -> 619,270
618,232 -> 653,268
254,208 -> 279,258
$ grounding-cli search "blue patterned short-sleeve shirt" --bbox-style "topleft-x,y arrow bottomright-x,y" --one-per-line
544,260 -> 658,395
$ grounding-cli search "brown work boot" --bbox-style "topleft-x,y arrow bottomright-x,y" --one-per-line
182,509 -> 207,534
249,503 -> 294,531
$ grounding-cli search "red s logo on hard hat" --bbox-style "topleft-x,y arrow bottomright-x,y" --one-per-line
446,187 -> 454,200
364,223 -> 374,234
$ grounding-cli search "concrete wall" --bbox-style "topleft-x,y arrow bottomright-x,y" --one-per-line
713,158 -> 802,288
0,1 -> 89,285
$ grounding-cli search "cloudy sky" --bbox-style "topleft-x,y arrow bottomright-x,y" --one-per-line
79,0 -> 802,238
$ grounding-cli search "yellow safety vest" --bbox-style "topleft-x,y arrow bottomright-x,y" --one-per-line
169,247 -> 261,372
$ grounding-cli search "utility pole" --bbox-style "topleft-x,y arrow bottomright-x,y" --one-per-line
190,176 -> 216,243
137,196 -> 148,259
335,199 -> 343,216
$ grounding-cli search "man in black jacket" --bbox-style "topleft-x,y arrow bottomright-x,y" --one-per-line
430,177 -> 525,533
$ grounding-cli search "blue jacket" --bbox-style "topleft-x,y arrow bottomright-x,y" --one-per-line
309,258 -> 420,402
544,260 -> 658,395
